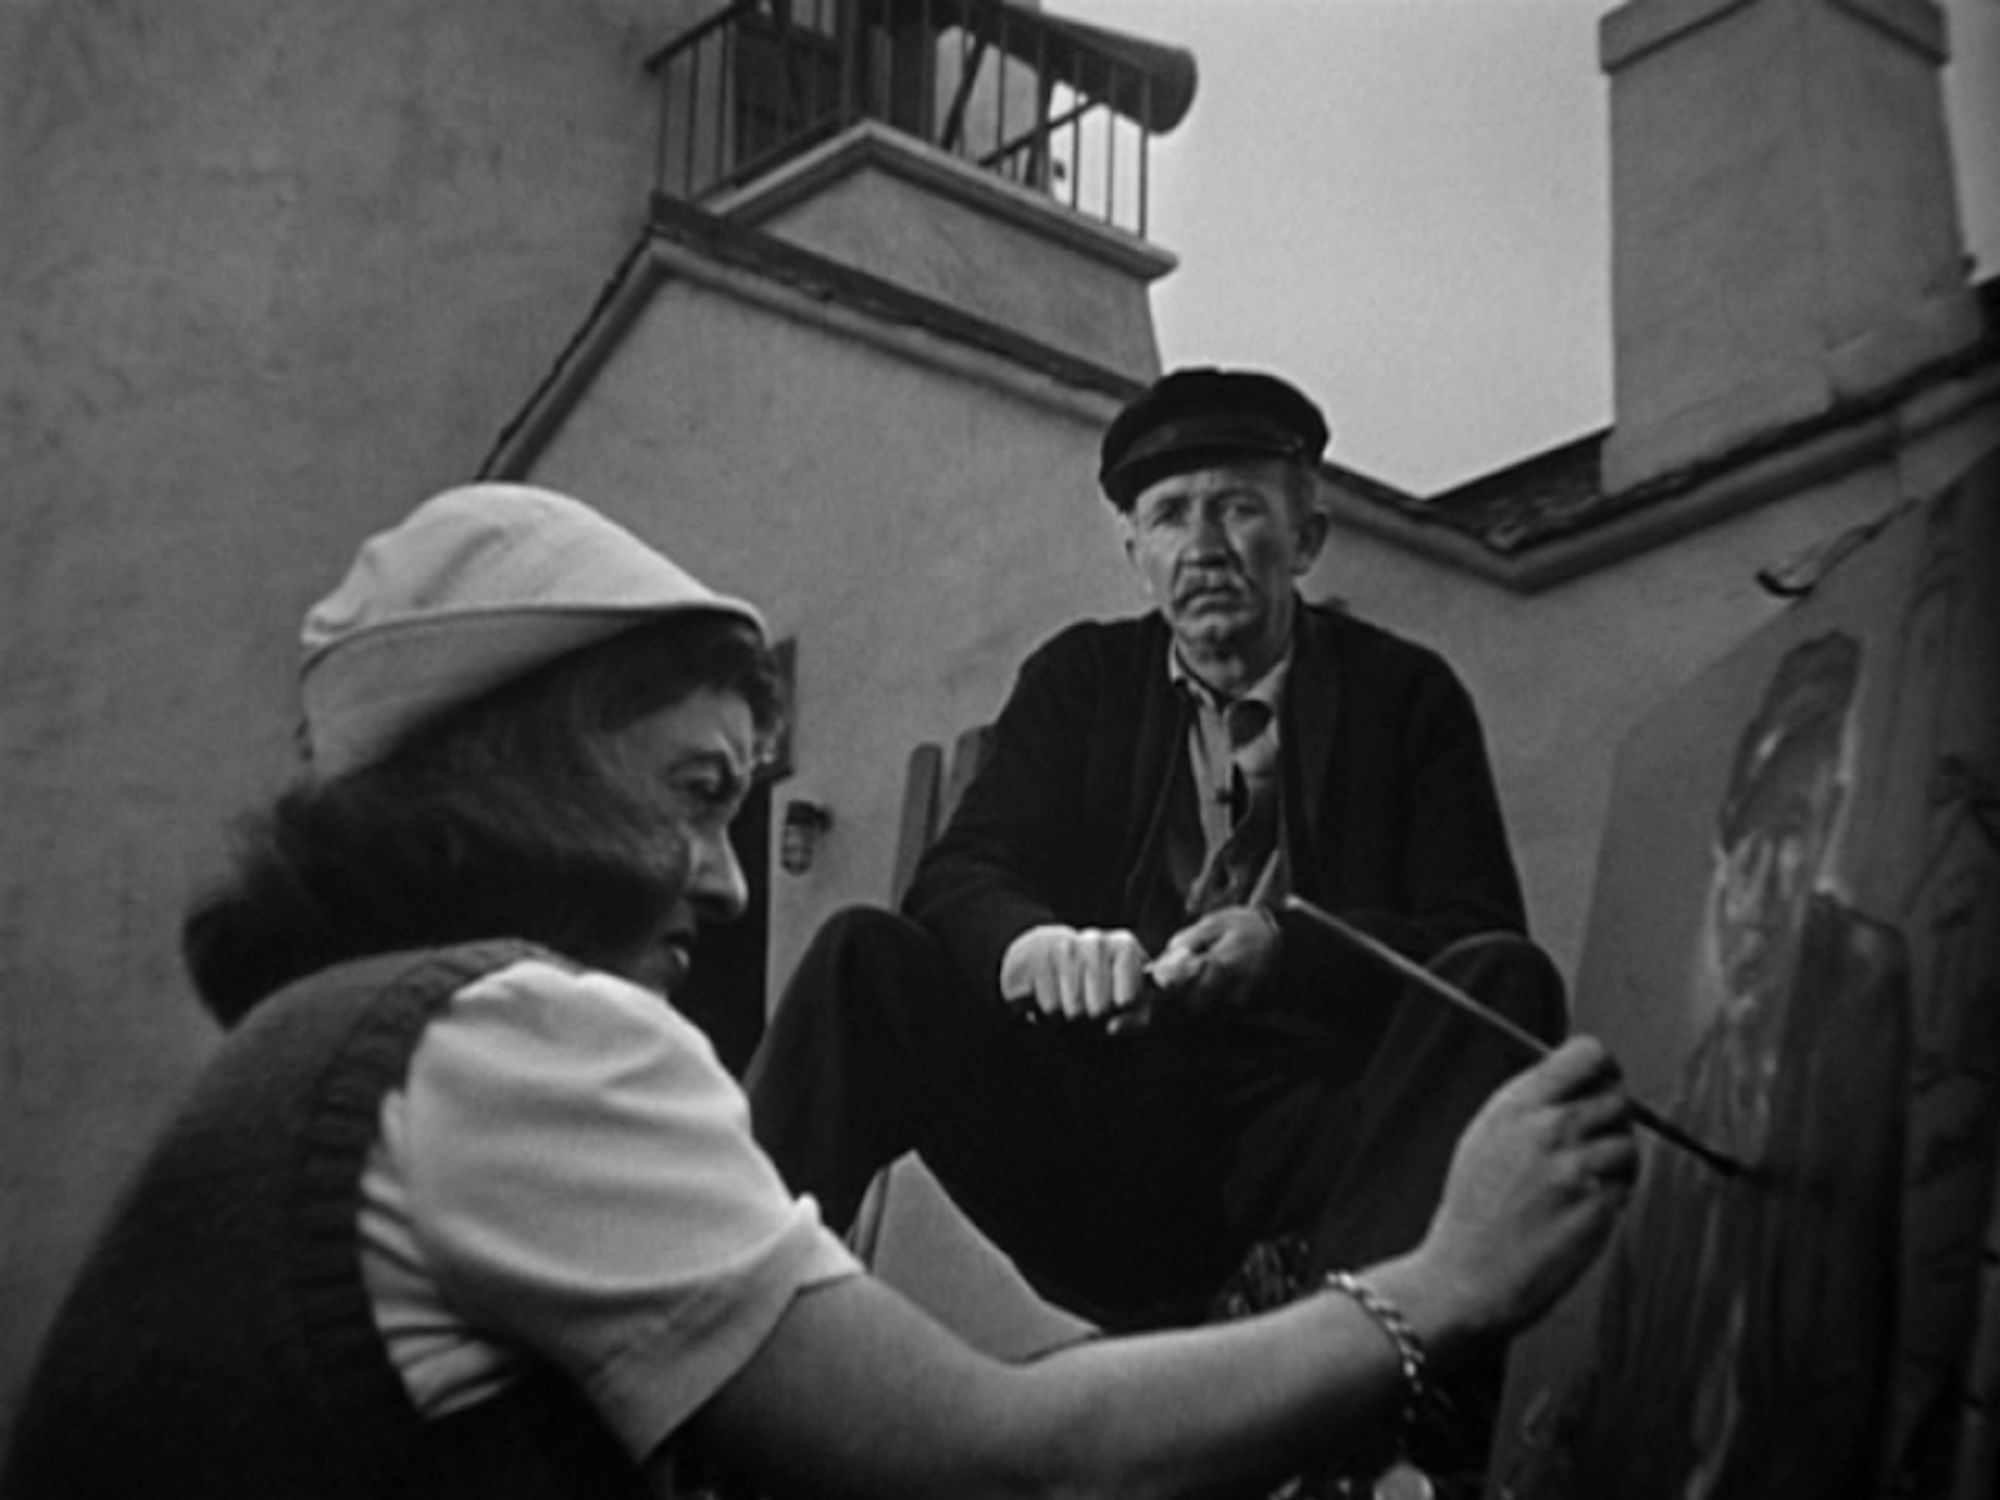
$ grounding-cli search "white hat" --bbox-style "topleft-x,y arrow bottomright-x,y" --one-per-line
300,483 -> 766,777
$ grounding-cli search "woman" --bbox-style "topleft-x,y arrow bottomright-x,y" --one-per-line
3,483 -> 1635,1500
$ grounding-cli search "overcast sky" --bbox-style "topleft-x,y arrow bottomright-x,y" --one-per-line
1055,0 -> 2000,496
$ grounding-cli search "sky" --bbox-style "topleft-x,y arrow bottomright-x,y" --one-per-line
1052,0 -> 2000,496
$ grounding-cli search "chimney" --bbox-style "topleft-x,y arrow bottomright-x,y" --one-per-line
1598,0 -> 1983,493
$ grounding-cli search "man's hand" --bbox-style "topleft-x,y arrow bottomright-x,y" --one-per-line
1145,906 -> 1281,1013
1000,925 -> 1151,1022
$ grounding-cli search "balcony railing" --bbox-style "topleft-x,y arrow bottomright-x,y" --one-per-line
646,0 -> 1196,238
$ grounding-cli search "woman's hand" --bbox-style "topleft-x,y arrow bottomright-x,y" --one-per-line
1387,1036 -> 1638,1347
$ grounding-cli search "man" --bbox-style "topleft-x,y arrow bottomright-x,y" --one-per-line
1555,631 -> 1909,1500
748,369 -> 1562,1480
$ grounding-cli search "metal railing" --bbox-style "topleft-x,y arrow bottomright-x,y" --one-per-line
646,0 -> 1195,238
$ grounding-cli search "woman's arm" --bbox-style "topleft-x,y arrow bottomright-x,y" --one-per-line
671,1036 -> 1634,1500
675,1271 -> 1407,1500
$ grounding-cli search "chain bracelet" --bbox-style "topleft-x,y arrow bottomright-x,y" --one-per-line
1322,1270 -> 1428,1452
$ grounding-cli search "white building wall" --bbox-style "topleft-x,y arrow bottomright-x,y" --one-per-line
0,0 -> 705,1426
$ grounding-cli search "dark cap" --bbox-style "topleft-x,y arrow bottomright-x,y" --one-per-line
1718,631 -> 1860,847
1099,367 -> 1329,511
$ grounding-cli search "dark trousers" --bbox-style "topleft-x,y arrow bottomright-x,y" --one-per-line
746,906 -> 1566,1336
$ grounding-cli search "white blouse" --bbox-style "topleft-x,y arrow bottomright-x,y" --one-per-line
358,955 -> 858,1460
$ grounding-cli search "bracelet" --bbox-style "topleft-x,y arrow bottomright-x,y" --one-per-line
1323,1270 -> 1428,1451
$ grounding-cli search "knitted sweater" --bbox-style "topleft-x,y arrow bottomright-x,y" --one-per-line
2,944 -> 644,1500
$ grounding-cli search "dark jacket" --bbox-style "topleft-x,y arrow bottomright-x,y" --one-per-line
2,944 -> 641,1500
904,601 -> 1528,1015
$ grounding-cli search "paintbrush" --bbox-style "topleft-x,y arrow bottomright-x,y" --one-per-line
1281,895 -> 1748,1179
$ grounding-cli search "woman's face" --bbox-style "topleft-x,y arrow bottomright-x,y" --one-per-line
610,686 -> 761,996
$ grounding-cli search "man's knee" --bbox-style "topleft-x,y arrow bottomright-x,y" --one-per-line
765,905 -> 982,1065
783,904 -> 945,1008
1426,931 -> 1568,1046
806,901 -> 927,951
751,907 -> 941,1119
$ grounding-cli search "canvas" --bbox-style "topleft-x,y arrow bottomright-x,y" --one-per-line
1489,454 -> 2000,1500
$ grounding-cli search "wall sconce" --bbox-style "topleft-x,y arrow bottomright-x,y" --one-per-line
780,799 -> 834,875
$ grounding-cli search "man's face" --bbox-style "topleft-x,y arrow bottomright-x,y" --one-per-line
1122,459 -> 1328,677
1711,755 -> 1841,1007
611,686 -> 761,996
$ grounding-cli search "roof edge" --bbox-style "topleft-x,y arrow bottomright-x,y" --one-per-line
480,197 -> 1152,480
1334,322 -> 2000,592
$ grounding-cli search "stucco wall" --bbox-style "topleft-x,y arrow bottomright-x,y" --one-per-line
0,0 -> 701,1429
729,128 -> 1169,378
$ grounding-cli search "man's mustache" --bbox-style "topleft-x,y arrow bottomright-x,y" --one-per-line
1172,566 -> 1246,604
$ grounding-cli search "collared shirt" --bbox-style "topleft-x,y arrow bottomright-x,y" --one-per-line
1169,643 -> 1292,911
